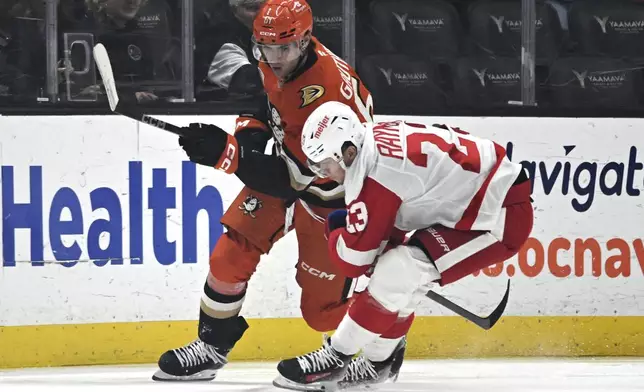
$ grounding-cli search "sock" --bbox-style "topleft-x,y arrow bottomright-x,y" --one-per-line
200,274 -> 247,319
362,313 -> 414,361
330,290 -> 398,356
362,336 -> 403,362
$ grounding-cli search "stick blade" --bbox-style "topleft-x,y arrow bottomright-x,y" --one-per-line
425,279 -> 511,330
482,279 -> 511,329
92,43 -> 119,112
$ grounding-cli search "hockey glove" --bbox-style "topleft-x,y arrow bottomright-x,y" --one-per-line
178,123 -> 239,173
325,209 -> 347,240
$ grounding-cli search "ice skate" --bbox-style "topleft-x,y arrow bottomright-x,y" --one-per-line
273,335 -> 353,391
152,314 -> 248,381
152,338 -> 229,381
337,338 -> 406,390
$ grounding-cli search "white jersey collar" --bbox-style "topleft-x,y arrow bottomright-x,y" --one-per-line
344,123 -> 377,203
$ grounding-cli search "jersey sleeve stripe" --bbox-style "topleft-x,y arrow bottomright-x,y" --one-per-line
327,229 -> 376,278
434,232 -> 498,273
455,143 -> 506,231
336,233 -> 380,267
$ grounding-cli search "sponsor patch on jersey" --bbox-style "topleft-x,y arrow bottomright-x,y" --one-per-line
299,85 -> 325,108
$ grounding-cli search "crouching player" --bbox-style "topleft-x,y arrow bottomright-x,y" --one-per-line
273,101 -> 534,390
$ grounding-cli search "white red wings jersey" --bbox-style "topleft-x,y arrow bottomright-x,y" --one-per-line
328,120 -> 523,277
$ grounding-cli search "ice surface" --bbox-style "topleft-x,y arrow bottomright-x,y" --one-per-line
1,359 -> 644,391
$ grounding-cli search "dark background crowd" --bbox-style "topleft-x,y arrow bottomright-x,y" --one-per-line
1,0 -> 643,115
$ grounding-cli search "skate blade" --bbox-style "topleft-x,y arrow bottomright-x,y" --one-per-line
151,368 -> 218,382
272,375 -> 338,392
336,373 -> 400,390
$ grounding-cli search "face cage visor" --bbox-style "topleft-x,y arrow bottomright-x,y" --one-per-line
252,37 -> 302,64
306,156 -> 346,178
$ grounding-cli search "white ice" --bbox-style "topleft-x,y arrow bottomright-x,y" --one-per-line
1,359 -> 644,392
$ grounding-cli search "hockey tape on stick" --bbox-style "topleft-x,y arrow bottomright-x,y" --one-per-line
92,43 -> 185,136
425,279 -> 510,330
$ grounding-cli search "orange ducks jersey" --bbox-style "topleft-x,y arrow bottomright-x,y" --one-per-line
238,37 -> 373,208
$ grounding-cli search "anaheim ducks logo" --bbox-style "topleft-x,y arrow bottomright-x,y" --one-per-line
300,85 -> 325,108
239,195 -> 263,218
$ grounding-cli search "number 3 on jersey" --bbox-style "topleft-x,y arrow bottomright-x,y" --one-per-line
405,122 -> 481,173
346,202 -> 368,233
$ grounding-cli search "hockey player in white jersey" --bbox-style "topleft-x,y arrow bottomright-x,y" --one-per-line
272,101 -> 534,391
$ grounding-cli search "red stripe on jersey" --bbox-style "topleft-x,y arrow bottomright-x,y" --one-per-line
402,121 -> 426,129
455,143 -> 507,230
327,229 -> 371,277
344,177 -> 402,252
327,177 -> 402,277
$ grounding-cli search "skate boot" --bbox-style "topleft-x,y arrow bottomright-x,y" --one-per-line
337,337 -> 406,390
273,335 -> 353,391
152,311 -> 248,381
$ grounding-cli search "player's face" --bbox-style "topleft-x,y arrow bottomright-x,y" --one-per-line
268,52 -> 301,80
308,157 -> 346,184
253,41 -> 302,79
326,163 -> 346,184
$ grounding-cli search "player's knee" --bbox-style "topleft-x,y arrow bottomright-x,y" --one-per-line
503,203 -> 534,253
369,246 -> 439,313
299,293 -> 349,332
369,247 -> 418,312
209,230 -> 262,283
504,240 -> 523,256
300,305 -> 339,332
505,228 -> 531,254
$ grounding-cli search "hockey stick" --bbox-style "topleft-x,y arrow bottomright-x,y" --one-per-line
425,279 -> 510,330
92,43 -> 185,136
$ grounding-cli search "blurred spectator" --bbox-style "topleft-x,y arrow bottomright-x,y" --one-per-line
193,0 -> 264,100
0,0 -> 47,104
60,0 -> 181,103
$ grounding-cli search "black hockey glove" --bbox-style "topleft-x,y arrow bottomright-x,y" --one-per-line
178,123 -> 237,171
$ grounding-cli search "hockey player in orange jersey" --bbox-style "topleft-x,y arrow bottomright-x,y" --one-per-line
152,0 -> 377,383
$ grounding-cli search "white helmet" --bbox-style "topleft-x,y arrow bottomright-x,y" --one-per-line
301,101 -> 366,177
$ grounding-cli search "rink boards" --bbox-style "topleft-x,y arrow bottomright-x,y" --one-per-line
1,115 -> 643,368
